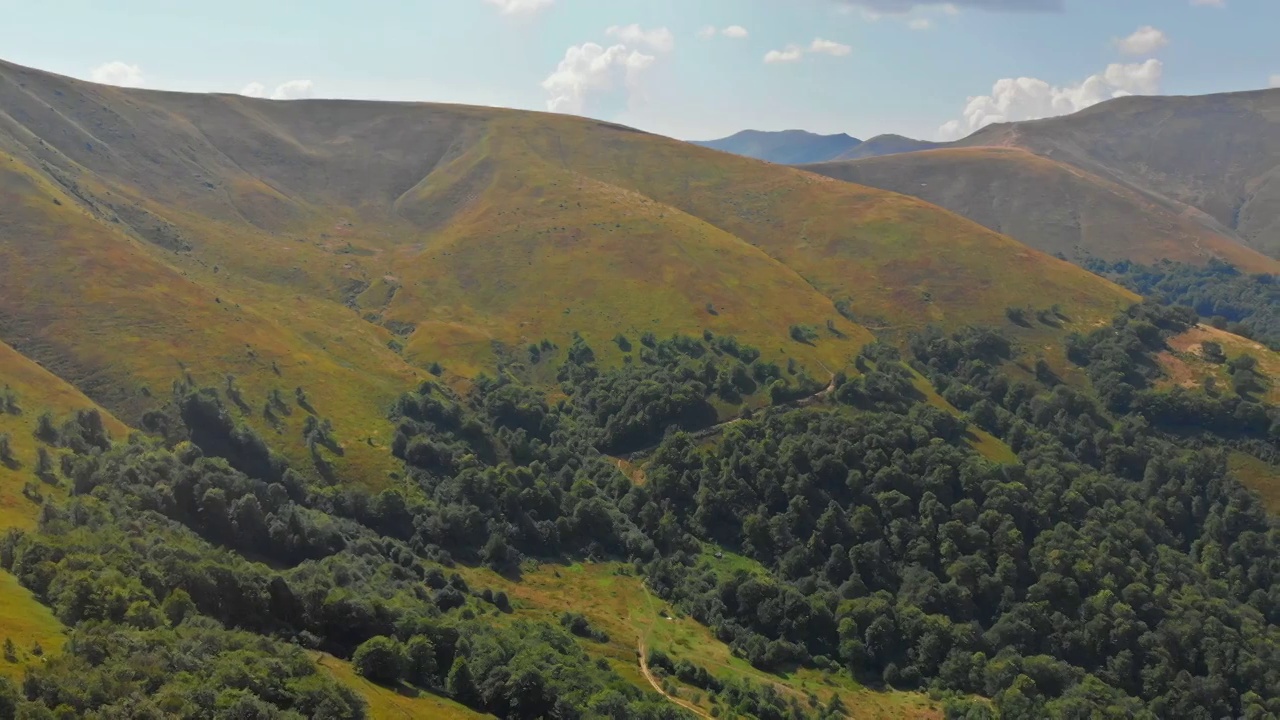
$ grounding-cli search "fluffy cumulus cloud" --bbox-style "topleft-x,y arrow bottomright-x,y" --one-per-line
240,80 -> 315,100
908,18 -> 934,29
483,0 -> 553,16
542,43 -> 656,114
765,38 -> 852,63
809,38 -> 853,56
90,61 -> 145,88
764,46 -> 805,64
605,24 -> 675,52
833,0 -> 1061,12
699,25 -> 749,39
939,59 -> 1163,140
1116,26 -> 1169,55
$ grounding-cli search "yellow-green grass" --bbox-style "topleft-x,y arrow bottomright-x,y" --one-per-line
316,653 -> 488,720
0,570 -> 66,681
807,147 -> 1280,274
1161,325 -> 1280,404
457,561 -> 942,719
0,155 -> 419,489
0,339 -> 131,530
1230,452 -> 1280,515
0,72 -> 1139,499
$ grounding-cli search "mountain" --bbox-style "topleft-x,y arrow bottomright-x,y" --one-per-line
958,89 -> 1280,259
0,58 -> 1134,466
1,60 -> 1278,720
691,129 -> 863,164
804,89 -> 1280,271
808,147 -> 1280,272
833,133 -> 944,160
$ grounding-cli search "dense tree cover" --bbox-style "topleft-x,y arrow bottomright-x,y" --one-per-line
0,398 -> 687,718
3,311 -> 1279,718
1084,258 -> 1280,348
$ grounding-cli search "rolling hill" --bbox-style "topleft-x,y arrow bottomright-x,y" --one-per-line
1,58 -> 1277,720
808,146 -> 1280,271
833,133 -> 943,160
0,57 -> 1135,479
803,88 -> 1280,270
691,129 -> 863,164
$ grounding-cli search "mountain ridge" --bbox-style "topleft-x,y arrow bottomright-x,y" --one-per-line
691,128 -> 863,164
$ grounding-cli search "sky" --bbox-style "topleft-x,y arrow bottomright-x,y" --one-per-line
3,0 -> 1278,141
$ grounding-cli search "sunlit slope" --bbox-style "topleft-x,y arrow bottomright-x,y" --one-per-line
0,58 -> 1135,435
0,151 -> 420,486
808,147 -> 1280,273
961,89 -> 1280,259
526,120 -> 1137,330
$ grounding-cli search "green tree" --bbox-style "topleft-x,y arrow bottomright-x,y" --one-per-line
405,636 -> 437,687
162,589 -> 196,626
352,636 -> 406,686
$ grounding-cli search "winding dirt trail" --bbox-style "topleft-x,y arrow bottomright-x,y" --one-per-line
636,584 -> 713,719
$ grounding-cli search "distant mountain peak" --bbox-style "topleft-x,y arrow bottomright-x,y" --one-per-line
691,128 -> 862,164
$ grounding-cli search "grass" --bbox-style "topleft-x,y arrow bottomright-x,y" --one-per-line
1161,325 -> 1280,404
1230,452 -> 1280,515
807,147 -> 1280,274
0,78 -> 1137,504
0,571 -> 66,681
0,339 -> 131,531
316,653 -> 486,720
457,561 -> 943,719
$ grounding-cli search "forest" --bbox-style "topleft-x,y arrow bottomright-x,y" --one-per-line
0,305 -> 1278,719
1083,258 -> 1280,349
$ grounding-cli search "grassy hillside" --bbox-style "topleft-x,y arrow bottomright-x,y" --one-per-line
1159,324 -> 1280,404
0,58 -> 1137,474
458,561 -> 943,720
0,340 -> 130,684
962,89 -> 1280,258
808,147 -> 1280,273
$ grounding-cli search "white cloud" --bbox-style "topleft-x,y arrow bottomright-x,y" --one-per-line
1116,26 -> 1169,56
483,0 -> 553,16
939,59 -> 1163,140
605,24 -> 675,53
90,61 -> 145,88
1269,74 -> 1280,89
239,80 -> 314,100
764,46 -> 805,64
699,25 -> 750,40
542,43 -> 655,114
270,80 -> 314,100
809,38 -> 853,56
908,18 -> 933,29
1190,0 -> 1224,6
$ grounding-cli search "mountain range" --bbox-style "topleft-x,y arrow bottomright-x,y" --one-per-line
703,89 -> 1280,272
1,57 -> 1278,718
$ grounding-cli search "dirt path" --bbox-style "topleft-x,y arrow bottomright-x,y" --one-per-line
636,585 -> 713,719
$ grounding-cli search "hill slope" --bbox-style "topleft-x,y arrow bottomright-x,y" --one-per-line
833,133 -> 944,160
0,58 -> 1135,468
808,147 -> 1280,271
959,89 -> 1280,258
691,129 -> 863,164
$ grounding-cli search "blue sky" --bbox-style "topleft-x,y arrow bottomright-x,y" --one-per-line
3,0 -> 1278,141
